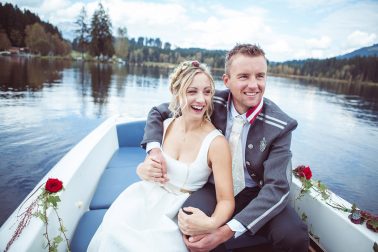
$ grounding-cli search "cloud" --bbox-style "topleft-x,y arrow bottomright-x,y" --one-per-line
5,0 -> 378,61
305,36 -> 332,49
347,30 -> 377,48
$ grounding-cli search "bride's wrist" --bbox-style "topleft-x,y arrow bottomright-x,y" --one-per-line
207,217 -> 218,231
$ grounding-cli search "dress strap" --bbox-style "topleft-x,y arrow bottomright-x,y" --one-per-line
193,129 -> 223,166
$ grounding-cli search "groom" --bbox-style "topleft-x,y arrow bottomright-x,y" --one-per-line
139,44 -> 309,252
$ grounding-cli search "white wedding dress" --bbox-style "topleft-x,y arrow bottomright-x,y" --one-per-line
88,118 -> 221,252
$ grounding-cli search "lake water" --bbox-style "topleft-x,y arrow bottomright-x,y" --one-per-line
0,56 -> 377,226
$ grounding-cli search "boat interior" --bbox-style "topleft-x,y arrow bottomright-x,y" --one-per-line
69,120 -> 271,252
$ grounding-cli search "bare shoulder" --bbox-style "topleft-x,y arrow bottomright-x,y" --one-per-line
207,133 -> 230,169
209,128 -> 229,154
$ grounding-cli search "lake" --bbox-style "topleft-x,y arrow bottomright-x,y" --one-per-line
0,56 -> 377,226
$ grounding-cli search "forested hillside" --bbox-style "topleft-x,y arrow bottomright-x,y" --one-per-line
0,3 -> 70,55
269,56 -> 378,83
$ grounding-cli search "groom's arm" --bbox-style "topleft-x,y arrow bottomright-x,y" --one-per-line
138,103 -> 171,182
141,102 -> 171,150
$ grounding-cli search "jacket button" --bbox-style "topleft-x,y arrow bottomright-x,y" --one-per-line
246,161 -> 250,166
248,144 -> 253,149
259,180 -> 263,186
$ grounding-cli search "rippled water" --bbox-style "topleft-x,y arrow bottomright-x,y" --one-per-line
0,57 -> 377,226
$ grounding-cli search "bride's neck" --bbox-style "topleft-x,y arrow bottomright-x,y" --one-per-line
178,115 -> 203,133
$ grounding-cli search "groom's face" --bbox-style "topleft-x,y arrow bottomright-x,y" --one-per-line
223,54 -> 267,114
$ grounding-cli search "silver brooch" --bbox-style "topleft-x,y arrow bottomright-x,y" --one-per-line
259,137 -> 267,152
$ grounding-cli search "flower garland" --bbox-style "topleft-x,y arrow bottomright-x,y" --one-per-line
5,178 -> 70,252
293,165 -> 378,233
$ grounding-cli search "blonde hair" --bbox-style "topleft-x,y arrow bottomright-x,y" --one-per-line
168,61 -> 215,120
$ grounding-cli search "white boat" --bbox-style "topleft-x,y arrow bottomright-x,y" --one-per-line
0,115 -> 377,252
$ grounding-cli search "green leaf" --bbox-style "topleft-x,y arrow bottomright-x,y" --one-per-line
35,212 -> 47,223
54,235 -> 63,244
47,195 -> 61,207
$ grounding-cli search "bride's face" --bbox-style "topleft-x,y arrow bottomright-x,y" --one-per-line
181,73 -> 212,119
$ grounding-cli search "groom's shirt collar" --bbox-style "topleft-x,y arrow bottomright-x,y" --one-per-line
227,93 -> 264,125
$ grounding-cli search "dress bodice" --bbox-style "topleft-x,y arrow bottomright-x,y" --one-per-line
161,118 -> 222,194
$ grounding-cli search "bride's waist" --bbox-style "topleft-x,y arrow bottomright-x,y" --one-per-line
160,183 -> 193,195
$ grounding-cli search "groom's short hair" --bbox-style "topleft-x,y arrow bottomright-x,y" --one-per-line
225,44 -> 266,75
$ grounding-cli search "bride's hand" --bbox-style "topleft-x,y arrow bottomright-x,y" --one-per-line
136,150 -> 168,183
178,207 -> 216,236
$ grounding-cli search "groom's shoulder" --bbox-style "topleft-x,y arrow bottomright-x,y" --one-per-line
213,89 -> 229,107
262,98 -> 297,128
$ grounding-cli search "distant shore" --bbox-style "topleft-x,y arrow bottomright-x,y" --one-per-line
269,73 -> 378,86
2,53 -> 377,86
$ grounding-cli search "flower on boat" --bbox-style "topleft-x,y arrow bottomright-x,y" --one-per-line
5,178 -> 70,252
293,165 -> 312,180
293,165 -> 378,233
293,165 -> 314,195
45,178 -> 63,193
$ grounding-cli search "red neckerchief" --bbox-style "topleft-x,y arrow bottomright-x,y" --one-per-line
228,93 -> 264,125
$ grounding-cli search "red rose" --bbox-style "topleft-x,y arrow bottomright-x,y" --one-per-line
294,165 -> 312,180
302,166 -> 312,180
45,178 -> 63,193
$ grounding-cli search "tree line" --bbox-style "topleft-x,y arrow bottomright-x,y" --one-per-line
269,57 -> 378,83
1,2 -> 377,84
0,3 -> 70,55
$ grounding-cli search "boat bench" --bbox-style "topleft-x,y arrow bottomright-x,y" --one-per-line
70,120 -> 269,252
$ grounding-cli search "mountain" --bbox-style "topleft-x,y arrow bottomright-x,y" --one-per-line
337,44 -> 378,59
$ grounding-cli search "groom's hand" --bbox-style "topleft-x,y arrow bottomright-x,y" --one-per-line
178,207 -> 215,236
182,225 -> 234,252
136,148 -> 168,183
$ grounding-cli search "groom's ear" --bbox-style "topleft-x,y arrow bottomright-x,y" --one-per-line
223,74 -> 230,88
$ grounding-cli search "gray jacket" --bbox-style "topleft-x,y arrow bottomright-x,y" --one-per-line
141,89 -> 298,235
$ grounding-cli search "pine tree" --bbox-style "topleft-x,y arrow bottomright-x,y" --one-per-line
89,3 -> 114,58
114,27 -> 128,60
74,6 -> 90,59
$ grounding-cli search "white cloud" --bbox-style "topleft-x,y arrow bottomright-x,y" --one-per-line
306,36 -> 331,49
287,0 -> 345,11
347,30 -> 377,48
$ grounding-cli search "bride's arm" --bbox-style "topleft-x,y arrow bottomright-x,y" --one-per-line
178,136 -> 234,235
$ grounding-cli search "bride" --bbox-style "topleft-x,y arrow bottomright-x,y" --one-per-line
87,61 -> 234,252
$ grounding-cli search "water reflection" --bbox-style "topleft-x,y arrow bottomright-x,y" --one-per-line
0,56 -> 377,227
0,57 -> 70,95
271,77 -> 378,128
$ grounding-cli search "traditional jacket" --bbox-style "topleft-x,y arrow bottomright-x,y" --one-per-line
141,89 -> 298,235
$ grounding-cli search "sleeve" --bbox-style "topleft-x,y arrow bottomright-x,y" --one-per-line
140,102 -> 171,149
233,120 -> 297,235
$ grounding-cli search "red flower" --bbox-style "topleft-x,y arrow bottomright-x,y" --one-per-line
45,178 -> 63,193
302,166 -> 312,180
294,165 -> 312,180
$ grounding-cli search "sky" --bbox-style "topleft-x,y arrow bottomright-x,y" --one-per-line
5,0 -> 378,62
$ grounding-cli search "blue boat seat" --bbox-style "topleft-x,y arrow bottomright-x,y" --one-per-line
106,147 -> 146,170
89,165 -> 142,210
116,120 -> 146,147
70,209 -> 107,252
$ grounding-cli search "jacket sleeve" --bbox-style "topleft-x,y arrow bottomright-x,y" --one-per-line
234,119 -> 297,234
140,103 -> 171,149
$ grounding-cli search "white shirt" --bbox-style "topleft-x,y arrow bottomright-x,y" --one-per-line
225,101 -> 256,237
